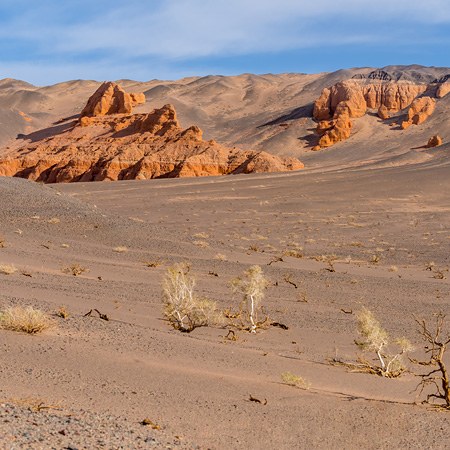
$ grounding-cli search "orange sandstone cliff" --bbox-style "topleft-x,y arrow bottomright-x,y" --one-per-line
312,79 -> 439,150
0,82 -> 303,182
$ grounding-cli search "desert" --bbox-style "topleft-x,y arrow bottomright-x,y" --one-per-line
0,62 -> 449,449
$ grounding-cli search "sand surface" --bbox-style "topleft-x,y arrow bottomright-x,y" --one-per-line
1,65 -> 450,448
1,159 -> 450,448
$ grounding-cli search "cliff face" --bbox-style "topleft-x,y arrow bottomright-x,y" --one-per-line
312,80 -> 436,149
0,84 -> 303,182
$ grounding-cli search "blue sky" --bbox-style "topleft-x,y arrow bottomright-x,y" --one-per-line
0,0 -> 449,85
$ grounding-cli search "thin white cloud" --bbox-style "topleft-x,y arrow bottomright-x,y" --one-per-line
1,0 -> 450,59
0,0 -> 449,84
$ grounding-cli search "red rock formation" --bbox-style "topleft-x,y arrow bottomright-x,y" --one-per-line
312,80 -> 434,149
0,94 -> 303,182
80,81 -> 145,117
401,97 -> 436,129
436,82 -> 450,99
425,135 -> 443,148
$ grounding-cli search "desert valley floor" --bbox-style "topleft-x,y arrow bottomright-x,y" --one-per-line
1,158 -> 450,448
0,66 -> 450,449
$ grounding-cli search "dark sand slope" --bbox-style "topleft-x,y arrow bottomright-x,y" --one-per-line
1,144 -> 449,448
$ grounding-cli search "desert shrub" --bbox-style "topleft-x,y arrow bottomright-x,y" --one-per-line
62,264 -> 87,276
412,313 -> 450,410
0,306 -> 53,334
230,265 -> 269,333
354,308 -> 413,377
281,372 -> 311,389
162,263 -> 221,332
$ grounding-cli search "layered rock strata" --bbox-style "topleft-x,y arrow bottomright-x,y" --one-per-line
312,80 -> 439,150
0,84 -> 303,182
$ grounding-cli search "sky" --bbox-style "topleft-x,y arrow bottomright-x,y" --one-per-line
0,0 -> 449,85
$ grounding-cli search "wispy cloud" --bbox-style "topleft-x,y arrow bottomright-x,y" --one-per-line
0,0 -> 449,83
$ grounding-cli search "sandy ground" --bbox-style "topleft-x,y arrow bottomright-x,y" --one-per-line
1,153 -> 449,448
1,65 -> 450,448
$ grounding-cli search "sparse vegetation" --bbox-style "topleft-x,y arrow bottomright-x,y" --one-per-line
353,308 -> 413,377
412,313 -> 450,410
0,264 -> 17,275
0,306 -> 53,334
47,217 -> 60,224
113,246 -> 128,253
281,372 -> 311,389
230,265 -> 269,333
144,260 -> 163,268
63,264 -> 88,276
56,305 -> 70,319
162,263 -> 221,332
193,240 -> 209,248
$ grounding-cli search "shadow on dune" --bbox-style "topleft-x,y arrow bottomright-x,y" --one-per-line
257,103 -> 314,128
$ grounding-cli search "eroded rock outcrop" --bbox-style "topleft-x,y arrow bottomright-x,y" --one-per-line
312,80 -> 436,150
436,82 -> 450,99
80,81 -> 145,117
401,97 -> 436,129
425,135 -> 443,148
0,84 -> 303,182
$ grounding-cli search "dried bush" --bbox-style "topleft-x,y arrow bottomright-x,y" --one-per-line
353,308 -> 413,377
230,265 -> 269,333
412,313 -> 450,410
0,306 -> 53,334
63,264 -> 87,276
162,263 -> 221,332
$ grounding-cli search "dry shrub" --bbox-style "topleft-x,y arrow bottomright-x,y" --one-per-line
63,264 -> 87,276
47,217 -> 60,224
0,264 -> 17,275
56,305 -> 69,319
353,308 -> 413,377
230,265 -> 269,333
412,313 -> 450,410
0,306 -> 53,334
162,263 -> 222,332
281,372 -> 311,390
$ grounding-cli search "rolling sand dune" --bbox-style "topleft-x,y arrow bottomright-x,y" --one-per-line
0,65 -> 450,448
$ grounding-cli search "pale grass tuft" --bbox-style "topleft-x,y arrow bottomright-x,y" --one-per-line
0,264 -> 17,275
193,240 -> 209,248
281,372 -> 311,389
113,246 -> 128,253
47,217 -> 60,224
193,232 -> 209,239
389,265 -> 398,272
214,253 -> 227,261
0,306 -> 54,334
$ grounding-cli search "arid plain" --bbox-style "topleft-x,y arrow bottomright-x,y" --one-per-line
1,66 -> 450,448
